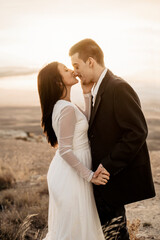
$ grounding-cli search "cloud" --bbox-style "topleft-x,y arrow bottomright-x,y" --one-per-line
0,66 -> 38,78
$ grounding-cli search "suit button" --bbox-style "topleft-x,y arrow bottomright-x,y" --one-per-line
91,134 -> 94,138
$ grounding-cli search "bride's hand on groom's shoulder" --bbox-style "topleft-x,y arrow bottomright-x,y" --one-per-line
81,81 -> 94,94
91,164 -> 110,185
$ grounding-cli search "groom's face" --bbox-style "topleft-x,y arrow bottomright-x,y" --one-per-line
71,53 -> 93,85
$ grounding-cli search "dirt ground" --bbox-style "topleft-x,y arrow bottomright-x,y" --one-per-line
0,106 -> 160,239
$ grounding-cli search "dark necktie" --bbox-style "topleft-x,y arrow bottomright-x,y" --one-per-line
91,95 -> 94,115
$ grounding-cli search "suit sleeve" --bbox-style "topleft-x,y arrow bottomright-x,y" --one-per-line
101,82 -> 148,176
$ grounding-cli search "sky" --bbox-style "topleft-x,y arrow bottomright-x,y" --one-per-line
0,0 -> 160,78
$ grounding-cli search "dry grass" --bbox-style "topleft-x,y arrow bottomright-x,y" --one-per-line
128,219 -> 142,240
14,214 -> 48,240
0,167 -> 143,240
0,161 -> 16,190
0,179 -> 143,240
102,216 -> 125,239
102,216 -> 142,240
0,156 -> 143,240
0,183 -> 48,240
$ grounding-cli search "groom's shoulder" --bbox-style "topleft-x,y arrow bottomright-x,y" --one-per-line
106,70 -> 139,101
106,69 -> 130,88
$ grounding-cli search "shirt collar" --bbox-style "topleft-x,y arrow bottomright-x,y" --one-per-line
91,68 -> 108,97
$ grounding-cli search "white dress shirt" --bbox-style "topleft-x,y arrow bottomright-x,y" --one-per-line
91,68 -> 108,106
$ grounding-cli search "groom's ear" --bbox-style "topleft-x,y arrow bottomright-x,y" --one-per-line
87,57 -> 94,68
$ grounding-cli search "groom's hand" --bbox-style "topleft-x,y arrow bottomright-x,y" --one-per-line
94,164 -> 110,179
91,171 -> 109,185
91,164 -> 110,185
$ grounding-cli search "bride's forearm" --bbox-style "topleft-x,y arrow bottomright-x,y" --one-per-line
83,93 -> 92,121
75,93 -> 91,121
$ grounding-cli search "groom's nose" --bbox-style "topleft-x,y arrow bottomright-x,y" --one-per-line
72,71 -> 76,77
73,71 -> 79,77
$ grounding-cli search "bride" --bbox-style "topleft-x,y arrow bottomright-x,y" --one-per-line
37,62 -> 109,240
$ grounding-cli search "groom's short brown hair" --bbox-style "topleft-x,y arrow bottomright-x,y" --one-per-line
69,39 -> 104,67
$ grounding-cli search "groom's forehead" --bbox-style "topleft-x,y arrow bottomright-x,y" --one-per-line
71,52 -> 79,60
71,53 -> 84,65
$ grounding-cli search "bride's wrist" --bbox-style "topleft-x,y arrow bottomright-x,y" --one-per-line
83,92 -> 91,96
90,172 -> 96,182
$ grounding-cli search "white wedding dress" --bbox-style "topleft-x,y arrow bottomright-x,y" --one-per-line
43,95 -> 105,240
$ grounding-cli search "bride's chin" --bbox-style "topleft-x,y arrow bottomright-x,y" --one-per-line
71,82 -> 78,87
74,79 -> 79,85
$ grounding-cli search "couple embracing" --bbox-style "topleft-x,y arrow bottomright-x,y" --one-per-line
37,39 -> 155,240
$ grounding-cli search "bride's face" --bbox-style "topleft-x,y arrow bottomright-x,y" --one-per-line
58,63 -> 78,87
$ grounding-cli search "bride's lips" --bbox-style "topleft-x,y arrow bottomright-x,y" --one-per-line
72,73 -> 78,81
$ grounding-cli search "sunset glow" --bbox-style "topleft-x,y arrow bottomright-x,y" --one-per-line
0,0 -> 160,105
0,1 -> 159,73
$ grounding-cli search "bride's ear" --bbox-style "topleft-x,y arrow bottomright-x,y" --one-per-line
56,81 -> 64,91
56,81 -> 63,87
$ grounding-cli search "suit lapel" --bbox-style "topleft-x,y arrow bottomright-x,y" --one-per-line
89,70 -> 110,128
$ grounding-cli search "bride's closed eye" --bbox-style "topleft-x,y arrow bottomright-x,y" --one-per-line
64,67 -> 69,72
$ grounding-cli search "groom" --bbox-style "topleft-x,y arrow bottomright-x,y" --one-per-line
69,39 -> 155,240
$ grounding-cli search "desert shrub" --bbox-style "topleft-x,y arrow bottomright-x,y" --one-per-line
0,207 -> 22,240
0,189 -> 40,210
0,163 -> 16,190
38,182 -> 48,196
14,213 -> 47,240
0,186 -> 48,240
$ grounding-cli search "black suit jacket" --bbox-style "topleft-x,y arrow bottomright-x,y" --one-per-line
88,70 -> 155,211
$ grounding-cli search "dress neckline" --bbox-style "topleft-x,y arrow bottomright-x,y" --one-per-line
58,99 -> 71,103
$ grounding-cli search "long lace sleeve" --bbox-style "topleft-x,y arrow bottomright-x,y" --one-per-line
58,105 -> 94,182
83,93 -> 92,121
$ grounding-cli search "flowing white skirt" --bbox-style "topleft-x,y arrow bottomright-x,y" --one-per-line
43,147 -> 105,240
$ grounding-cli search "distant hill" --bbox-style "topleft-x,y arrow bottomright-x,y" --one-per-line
124,69 -> 160,86
0,66 -> 38,77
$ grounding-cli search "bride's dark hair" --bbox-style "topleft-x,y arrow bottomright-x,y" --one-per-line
37,62 -> 66,147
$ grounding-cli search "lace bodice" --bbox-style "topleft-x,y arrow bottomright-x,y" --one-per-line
52,94 -> 93,182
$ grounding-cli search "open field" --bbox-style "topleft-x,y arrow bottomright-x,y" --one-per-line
0,105 -> 160,239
